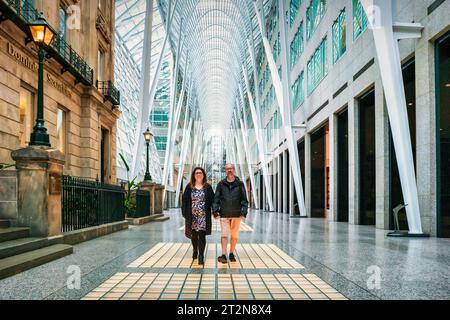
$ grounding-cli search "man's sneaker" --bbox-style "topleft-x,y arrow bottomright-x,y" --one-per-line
229,253 -> 237,263
218,255 -> 228,264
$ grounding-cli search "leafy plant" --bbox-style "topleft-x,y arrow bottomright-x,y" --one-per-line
119,153 -> 139,217
0,163 -> 14,170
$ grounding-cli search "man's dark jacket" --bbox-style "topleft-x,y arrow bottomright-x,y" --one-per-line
212,177 -> 248,218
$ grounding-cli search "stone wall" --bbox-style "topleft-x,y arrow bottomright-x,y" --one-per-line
0,0 -> 119,183
0,170 -> 18,220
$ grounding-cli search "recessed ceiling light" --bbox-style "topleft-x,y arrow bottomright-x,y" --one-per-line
445,83 -> 450,88
408,103 -> 414,106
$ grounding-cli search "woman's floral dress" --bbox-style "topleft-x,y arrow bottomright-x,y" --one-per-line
191,187 -> 206,231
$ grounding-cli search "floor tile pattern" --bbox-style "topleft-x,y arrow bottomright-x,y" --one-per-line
82,272 -> 347,300
127,243 -> 304,269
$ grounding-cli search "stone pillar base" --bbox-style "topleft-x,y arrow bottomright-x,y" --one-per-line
11,146 -> 65,237
140,180 -> 154,217
141,181 -> 165,216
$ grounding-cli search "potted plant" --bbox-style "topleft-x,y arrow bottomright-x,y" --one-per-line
119,153 -> 139,217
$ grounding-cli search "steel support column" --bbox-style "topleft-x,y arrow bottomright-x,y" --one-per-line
162,18 -> 183,188
131,0 -> 175,178
253,0 -> 306,217
361,0 -> 424,234
242,70 -> 274,212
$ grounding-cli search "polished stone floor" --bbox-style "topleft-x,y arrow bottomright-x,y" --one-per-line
0,209 -> 449,300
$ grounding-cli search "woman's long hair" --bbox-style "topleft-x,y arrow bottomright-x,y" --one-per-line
190,167 -> 208,188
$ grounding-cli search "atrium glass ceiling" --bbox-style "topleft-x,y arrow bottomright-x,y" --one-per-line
115,0 -> 170,73
117,0 -> 272,136
156,0 -> 272,134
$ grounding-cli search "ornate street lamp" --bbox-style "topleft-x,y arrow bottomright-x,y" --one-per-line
28,12 -> 56,146
143,128 -> 154,181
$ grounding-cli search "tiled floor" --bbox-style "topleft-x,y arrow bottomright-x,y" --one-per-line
178,220 -> 254,232
128,243 -> 304,269
82,241 -> 341,300
82,272 -> 347,300
2,209 -> 449,300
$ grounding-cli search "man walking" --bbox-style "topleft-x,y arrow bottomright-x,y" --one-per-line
213,163 -> 249,264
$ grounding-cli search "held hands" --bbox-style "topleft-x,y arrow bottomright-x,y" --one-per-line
240,216 -> 246,222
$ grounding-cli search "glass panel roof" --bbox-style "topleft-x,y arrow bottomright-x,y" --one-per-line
115,0 -> 170,74
116,0 -> 272,136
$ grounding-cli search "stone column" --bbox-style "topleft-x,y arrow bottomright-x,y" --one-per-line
415,38 -> 437,236
282,150 -> 288,213
304,133 -> 311,217
139,181 -> 154,217
154,184 -> 165,215
348,98 -> 360,225
11,146 -> 65,237
329,114 -> 338,222
277,154 -> 282,213
375,77 -> 390,230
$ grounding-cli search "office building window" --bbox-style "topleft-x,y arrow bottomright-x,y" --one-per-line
292,71 -> 305,111
332,9 -> 347,63
56,107 -> 67,154
290,0 -> 302,26
306,0 -> 327,40
97,49 -> 105,82
154,136 -> 167,151
59,6 -> 67,40
19,85 -> 35,147
150,110 -> 169,128
291,22 -> 304,68
353,0 -> 368,40
307,37 -> 328,95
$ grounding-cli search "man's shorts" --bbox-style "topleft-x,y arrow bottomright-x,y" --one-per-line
220,218 -> 241,239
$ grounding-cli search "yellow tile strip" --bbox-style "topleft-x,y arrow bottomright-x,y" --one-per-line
82,273 -> 347,300
128,243 -> 304,269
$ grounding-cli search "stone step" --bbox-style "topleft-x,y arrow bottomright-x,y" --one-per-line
0,244 -> 73,280
0,228 -> 30,243
0,237 -> 48,260
153,216 -> 170,222
0,220 -> 10,228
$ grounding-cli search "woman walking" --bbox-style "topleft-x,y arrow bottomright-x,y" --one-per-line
181,167 -> 215,265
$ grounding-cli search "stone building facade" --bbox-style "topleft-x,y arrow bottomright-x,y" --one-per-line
0,0 -> 120,183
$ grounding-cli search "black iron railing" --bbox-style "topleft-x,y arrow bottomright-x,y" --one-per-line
97,80 -> 120,106
0,0 -> 38,25
48,33 -> 94,86
130,190 -> 151,218
62,176 -> 125,232
0,0 -> 94,86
